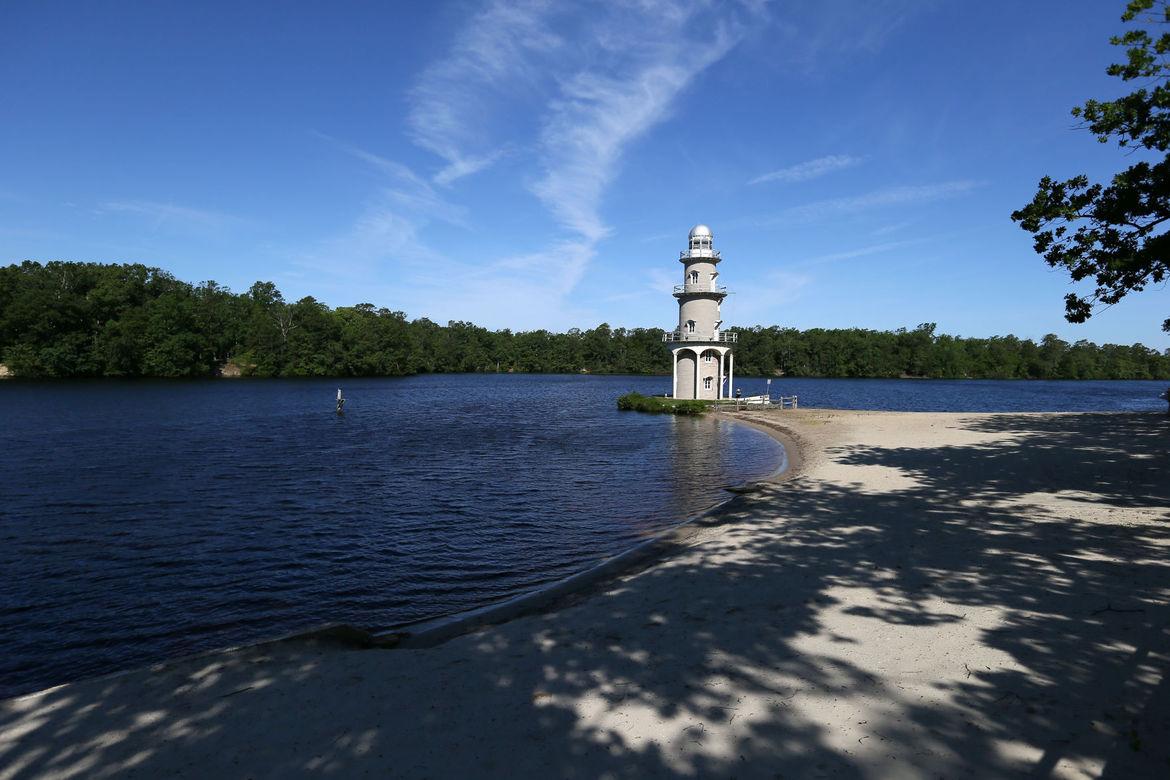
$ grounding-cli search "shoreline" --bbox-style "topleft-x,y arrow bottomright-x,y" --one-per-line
4,409 -> 1169,777
380,413 -> 796,648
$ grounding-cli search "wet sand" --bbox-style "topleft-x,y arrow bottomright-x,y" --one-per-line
2,409 -> 1169,778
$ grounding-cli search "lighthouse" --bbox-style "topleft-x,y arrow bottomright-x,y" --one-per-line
663,224 -> 736,400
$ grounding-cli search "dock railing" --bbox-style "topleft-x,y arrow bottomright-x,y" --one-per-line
728,394 -> 798,411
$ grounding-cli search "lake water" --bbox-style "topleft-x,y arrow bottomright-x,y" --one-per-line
0,374 -> 1166,699
726,376 -> 1170,413
0,374 -> 782,700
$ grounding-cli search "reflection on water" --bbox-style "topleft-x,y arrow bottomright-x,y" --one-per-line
665,415 -> 731,521
0,374 -> 783,698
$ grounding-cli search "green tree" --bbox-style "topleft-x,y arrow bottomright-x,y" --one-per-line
1012,0 -> 1170,333
2,260 -> 1168,381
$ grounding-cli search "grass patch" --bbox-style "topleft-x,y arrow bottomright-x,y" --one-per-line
616,392 -> 710,416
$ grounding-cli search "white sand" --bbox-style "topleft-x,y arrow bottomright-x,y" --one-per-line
3,409 -> 1169,778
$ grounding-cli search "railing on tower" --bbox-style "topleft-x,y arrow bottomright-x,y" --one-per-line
679,248 -> 721,260
662,330 -> 738,343
673,283 -> 728,295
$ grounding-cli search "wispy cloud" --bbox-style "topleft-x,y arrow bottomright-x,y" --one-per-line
388,1 -> 759,323
645,266 -> 679,295
871,219 -> 914,236
771,180 -> 981,224
313,132 -> 468,228
98,200 -> 242,230
533,32 -> 740,245
799,237 -> 926,266
0,225 -> 63,241
527,1 -> 757,299
749,154 -> 862,185
306,1 -> 762,328
772,1 -> 927,73
407,0 -> 561,185
733,268 -> 814,324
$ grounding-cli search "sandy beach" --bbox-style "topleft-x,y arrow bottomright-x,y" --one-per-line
2,409 -> 1169,778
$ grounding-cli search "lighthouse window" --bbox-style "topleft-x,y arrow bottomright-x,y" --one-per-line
704,353 -> 714,363
688,270 -> 698,284
703,377 -> 713,389
686,320 -> 696,334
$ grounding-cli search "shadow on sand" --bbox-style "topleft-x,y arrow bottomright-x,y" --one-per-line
2,412 -> 1169,777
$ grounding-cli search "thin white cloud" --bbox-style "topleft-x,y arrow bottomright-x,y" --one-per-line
773,180 -> 981,224
309,1 -> 761,329
407,0 -> 561,185
871,219 -> 914,236
529,1 -> 756,297
312,131 -> 421,182
772,1 -> 927,73
749,154 -> 862,185
733,269 -> 814,324
397,1 -> 757,321
801,237 -> 926,265
638,231 -> 675,244
294,195 -> 447,291
0,225 -> 62,241
645,266 -> 678,295
313,132 -> 469,228
98,200 -> 241,230
533,41 -> 737,245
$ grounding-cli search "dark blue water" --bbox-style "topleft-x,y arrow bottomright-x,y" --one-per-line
729,377 -> 1169,413
0,374 -> 782,699
1,374 -> 1165,700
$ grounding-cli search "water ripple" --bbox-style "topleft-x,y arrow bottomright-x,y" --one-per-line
0,374 -> 781,698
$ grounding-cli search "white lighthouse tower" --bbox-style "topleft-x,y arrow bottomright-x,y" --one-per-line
664,224 -> 736,400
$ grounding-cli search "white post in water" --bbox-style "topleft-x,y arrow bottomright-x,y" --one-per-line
663,224 -> 735,400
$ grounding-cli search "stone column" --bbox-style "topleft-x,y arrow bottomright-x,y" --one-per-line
672,350 -> 678,398
718,350 -> 724,400
694,353 -> 700,401
729,352 -> 734,398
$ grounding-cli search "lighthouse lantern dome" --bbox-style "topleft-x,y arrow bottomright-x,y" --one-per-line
688,224 -> 713,249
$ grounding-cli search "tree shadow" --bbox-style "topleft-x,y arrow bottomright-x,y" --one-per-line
2,412 -> 1169,777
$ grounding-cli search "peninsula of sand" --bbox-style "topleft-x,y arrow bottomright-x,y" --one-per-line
2,409 -> 1168,778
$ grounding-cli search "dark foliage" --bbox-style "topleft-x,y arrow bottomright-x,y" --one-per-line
1012,0 -> 1170,332
616,392 -> 710,415
1,261 -> 1167,379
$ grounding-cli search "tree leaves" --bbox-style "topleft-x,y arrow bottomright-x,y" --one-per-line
1,262 -> 1166,380
1013,0 -> 1170,332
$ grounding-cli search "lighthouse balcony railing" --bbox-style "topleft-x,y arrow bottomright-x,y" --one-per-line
662,330 -> 738,343
673,283 -> 728,295
679,248 -> 721,260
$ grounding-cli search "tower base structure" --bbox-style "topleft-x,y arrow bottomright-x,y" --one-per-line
671,345 -> 734,400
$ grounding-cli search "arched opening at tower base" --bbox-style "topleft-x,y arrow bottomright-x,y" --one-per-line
672,347 -> 729,401
699,349 -> 722,400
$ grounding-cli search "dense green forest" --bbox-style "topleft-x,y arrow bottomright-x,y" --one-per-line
1,261 -> 1167,380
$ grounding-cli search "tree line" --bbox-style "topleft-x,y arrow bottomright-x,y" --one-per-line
0,261 -> 1167,380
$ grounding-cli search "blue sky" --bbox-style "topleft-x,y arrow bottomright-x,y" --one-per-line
2,0 -> 1167,348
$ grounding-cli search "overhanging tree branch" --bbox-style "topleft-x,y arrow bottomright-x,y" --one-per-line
1013,0 -> 1170,332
